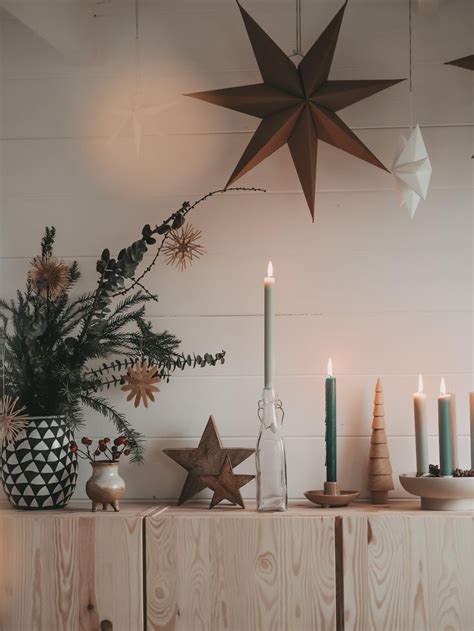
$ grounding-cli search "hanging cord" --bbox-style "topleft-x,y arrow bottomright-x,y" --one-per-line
134,0 -> 140,94
408,0 -> 413,131
290,0 -> 303,58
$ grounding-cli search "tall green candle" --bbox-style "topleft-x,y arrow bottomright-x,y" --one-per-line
264,261 -> 275,389
325,358 -> 337,482
438,378 -> 453,476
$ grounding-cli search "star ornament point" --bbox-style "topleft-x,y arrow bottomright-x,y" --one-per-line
444,54 -> 474,72
188,0 -> 405,220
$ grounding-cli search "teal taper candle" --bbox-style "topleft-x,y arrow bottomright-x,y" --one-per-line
264,262 -> 275,389
325,358 -> 337,482
438,378 -> 453,476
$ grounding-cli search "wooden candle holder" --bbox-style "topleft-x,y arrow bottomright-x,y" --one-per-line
304,482 -> 359,508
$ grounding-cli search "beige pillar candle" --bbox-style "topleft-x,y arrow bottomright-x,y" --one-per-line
413,374 -> 429,475
449,393 -> 458,469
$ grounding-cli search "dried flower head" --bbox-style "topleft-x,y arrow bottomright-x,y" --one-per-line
28,256 -> 70,298
0,395 -> 29,446
121,359 -> 160,408
163,224 -> 205,271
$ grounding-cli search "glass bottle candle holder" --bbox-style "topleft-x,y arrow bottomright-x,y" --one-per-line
256,387 -> 288,512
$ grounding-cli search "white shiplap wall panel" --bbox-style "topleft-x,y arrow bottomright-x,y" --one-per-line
6,433 -> 466,502
0,0 -> 472,502
1,127 -> 472,201
1,188 -> 472,313
6,373 -> 467,441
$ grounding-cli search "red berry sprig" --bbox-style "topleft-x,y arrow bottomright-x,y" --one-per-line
69,436 -> 130,463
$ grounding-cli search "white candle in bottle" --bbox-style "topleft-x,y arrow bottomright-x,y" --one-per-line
264,261 -> 275,389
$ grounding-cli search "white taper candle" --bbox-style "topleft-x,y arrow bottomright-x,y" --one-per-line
264,261 -> 275,389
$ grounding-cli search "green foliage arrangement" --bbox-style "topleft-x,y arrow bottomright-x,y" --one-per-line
0,188 -> 261,460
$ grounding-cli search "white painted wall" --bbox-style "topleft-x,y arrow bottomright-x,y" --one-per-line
0,0 -> 472,501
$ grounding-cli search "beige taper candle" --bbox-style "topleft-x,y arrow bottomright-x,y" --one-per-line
413,374 -> 429,475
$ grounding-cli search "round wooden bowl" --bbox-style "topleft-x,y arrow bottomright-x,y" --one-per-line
304,489 -> 360,508
399,473 -> 474,510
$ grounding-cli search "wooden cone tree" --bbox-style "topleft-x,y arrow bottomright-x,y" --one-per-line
368,378 -> 394,504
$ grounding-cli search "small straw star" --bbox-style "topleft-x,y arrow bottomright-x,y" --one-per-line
0,396 -> 29,446
163,224 -> 205,271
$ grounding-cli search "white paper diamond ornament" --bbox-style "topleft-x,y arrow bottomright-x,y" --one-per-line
392,125 -> 432,218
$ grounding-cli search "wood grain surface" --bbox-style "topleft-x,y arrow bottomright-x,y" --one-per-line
0,509 -> 145,631
343,513 -> 474,631
146,512 -> 336,631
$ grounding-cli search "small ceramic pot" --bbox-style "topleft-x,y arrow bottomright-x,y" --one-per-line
86,461 -> 126,512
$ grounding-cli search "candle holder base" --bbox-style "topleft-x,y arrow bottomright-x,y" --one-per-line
400,473 -> 474,511
304,482 -> 359,508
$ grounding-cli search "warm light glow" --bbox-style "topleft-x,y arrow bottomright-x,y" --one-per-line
418,373 -> 424,394
327,357 -> 333,377
267,261 -> 273,277
440,377 -> 446,397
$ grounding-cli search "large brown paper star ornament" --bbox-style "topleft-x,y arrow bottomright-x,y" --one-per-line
163,416 -> 254,506
187,0 -> 405,220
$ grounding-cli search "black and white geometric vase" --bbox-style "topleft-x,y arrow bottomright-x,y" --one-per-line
1,416 -> 78,510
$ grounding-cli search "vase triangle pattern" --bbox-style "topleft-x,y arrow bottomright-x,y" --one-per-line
1,418 -> 78,509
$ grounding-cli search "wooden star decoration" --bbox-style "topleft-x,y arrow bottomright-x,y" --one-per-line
201,455 -> 255,508
163,415 -> 255,506
187,0 -> 405,220
445,54 -> 474,71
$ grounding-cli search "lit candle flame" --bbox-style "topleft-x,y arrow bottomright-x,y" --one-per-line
328,357 -> 333,377
440,377 -> 446,396
418,373 -> 424,394
267,261 -> 273,277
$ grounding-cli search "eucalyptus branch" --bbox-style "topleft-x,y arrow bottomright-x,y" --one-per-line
114,186 -> 265,298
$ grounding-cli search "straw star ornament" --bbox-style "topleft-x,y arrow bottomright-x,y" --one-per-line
0,396 -> 29,446
121,360 -> 160,408
188,0 -> 405,220
28,256 -> 70,298
163,224 -> 205,271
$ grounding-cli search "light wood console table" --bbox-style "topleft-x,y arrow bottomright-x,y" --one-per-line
0,501 -> 472,631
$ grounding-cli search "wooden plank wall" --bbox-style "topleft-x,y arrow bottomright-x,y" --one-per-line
0,0 -> 472,500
